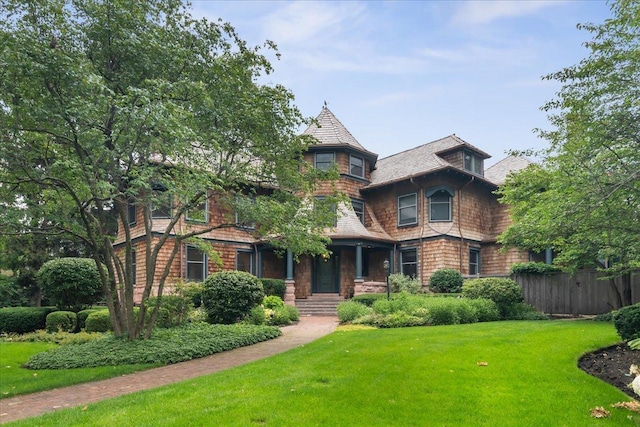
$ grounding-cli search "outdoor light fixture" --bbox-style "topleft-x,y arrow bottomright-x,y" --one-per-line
383,258 -> 390,300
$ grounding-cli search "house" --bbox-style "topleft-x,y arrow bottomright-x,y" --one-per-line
119,106 -> 530,304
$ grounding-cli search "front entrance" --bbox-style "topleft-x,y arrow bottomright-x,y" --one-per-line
313,255 -> 339,294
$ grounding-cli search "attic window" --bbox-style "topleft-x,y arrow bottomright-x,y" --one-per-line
463,150 -> 483,176
349,155 -> 364,178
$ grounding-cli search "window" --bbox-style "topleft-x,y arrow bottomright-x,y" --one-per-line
315,196 -> 338,227
427,187 -> 453,222
235,195 -> 255,229
315,152 -> 335,171
151,194 -> 172,219
236,251 -> 254,274
400,249 -> 418,277
349,155 -> 364,178
131,249 -> 137,285
186,246 -> 207,282
186,197 -> 208,223
351,199 -> 365,225
469,248 -> 481,276
127,200 -> 137,226
398,193 -> 418,226
463,150 -> 483,176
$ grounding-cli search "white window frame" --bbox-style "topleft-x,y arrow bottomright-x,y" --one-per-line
185,245 -> 207,282
398,193 -> 418,226
349,154 -> 364,178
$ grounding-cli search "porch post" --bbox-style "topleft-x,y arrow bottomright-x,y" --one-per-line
284,249 -> 296,305
545,248 -> 553,265
355,244 -> 363,280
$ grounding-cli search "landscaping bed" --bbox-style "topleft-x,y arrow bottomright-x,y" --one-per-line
580,343 -> 640,399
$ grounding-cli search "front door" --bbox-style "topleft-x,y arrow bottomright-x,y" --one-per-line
313,255 -> 339,293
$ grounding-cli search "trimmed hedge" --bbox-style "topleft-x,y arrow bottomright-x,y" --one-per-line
0,306 -> 57,333
76,309 -> 99,331
85,310 -> 112,333
510,262 -> 561,275
203,271 -> 264,324
260,278 -> 286,299
462,278 -> 524,319
613,303 -> 640,341
36,258 -> 104,311
352,293 -> 389,307
429,268 -> 464,293
45,311 -> 77,333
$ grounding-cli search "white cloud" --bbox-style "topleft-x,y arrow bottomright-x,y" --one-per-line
453,0 -> 563,25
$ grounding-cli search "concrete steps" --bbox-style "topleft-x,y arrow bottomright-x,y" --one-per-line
295,294 -> 342,317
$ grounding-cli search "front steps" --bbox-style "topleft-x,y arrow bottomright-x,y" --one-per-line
295,294 -> 342,316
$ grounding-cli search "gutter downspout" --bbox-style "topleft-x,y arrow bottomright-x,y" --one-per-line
410,177 -> 425,285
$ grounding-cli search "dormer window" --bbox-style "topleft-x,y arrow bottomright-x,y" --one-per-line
349,155 -> 364,178
463,150 -> 483,175
315,152 -> 335,171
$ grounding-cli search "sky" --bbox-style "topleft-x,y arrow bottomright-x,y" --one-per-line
190,0 -> 613,165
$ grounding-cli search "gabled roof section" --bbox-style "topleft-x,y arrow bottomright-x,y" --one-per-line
484,155 -> 532,185
303,105 -> 375,157
326,202 -> 394,243
366,134 -> 488,189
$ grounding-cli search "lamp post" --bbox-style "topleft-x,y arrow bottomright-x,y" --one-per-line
383,258 -> 390,300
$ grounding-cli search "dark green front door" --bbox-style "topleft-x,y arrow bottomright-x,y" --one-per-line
313,255 -> 339,293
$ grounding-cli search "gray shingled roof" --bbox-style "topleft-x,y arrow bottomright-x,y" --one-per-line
366,134 -> 488,188
484,155 -> 532,185
304,106 -> 369,152
327,202 -> 394,242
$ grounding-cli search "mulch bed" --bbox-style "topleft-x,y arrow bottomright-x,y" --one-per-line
579,343 -> 640,399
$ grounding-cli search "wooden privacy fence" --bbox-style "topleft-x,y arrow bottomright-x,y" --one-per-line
512,270 -> 640,315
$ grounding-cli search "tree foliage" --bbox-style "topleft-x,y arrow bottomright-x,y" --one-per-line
36,257 -> 104,311
498,0 -> 640,308
0,0 -> 337,338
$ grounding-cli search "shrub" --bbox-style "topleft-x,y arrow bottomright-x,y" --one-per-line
424,299 -> 460,326
0,306 -> 57,333
247,306 -> 267,325
263,295 -> 285,310
613,303 -> 640,341
337,301 -> 373,323
145,294 -> 193,328
352,293 -> 387,307
269,306 -> 293,326
76,309 -> 99,331
4,329 -> 104,345
462,278 -> 524,319
429,268 -> 464,293
285,305 -> 299,322
372,292 -> 418,315
36,258 -> 105,311
593,311 -> 616,322
504,302 -> 548,321
510,262 -> 561,275
260,278 -> 286,299
467,298 -> 500,322
354,312 -> 425,328
202,271 -> 264,324
85,310 -> 112,333
0,275 -> 30,308
45,311 -> 77,333
389,273 -> 421,294
188,307 -> 208,323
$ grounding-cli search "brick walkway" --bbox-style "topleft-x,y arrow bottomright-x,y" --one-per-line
0,316 -> 338,424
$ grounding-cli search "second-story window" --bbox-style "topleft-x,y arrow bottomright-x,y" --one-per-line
349,155 -> 364,178
428,188 -> 453,222
186,197 -> 208,223
315,152 -> 335,171
127,200 -> 137,226
398,193 -> 418,226
351,199 -> 365,225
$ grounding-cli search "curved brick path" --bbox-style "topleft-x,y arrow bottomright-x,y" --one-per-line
0,316 -> 338,424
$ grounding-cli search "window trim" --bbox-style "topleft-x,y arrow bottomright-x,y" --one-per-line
235,250 -> 254,275
400,248 -> 418,278
314,152 -> 335,171
351,198 -> 365,225
469,247 -> 481,276
127,200 -> 137,226
398,193 -> 418,226
426,186 -> 454,222
463,150 -> 484,176
185,245 -> 207,282
349,154 -> 364,178
151,193 -> 172,219
234,195 -> 256,230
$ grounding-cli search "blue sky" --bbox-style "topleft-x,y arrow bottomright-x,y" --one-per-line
191,1 -> 612,165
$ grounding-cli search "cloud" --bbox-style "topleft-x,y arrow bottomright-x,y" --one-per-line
453,0 -> 563,25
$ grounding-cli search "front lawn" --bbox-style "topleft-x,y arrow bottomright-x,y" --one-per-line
9,321 -> 638,426
0,342 -> 155,399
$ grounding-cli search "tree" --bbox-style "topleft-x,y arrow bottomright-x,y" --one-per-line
0,0 -> 338,339
498,0 -> 640,308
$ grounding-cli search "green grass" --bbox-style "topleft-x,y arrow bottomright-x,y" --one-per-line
7,321 -> 639,426
0,342 -> 156,399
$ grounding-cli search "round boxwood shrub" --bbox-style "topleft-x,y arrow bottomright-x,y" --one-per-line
45,311 -> 77,333
76,309 -> 99,331
36,258 -> 105,311
85,310 -> 112,333
613,303 -> 640,341
462,277 -> 523,319
202,271 -> 264,324
429,268 -> 464,293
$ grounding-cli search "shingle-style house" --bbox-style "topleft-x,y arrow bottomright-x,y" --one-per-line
120,106 -> 530,304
